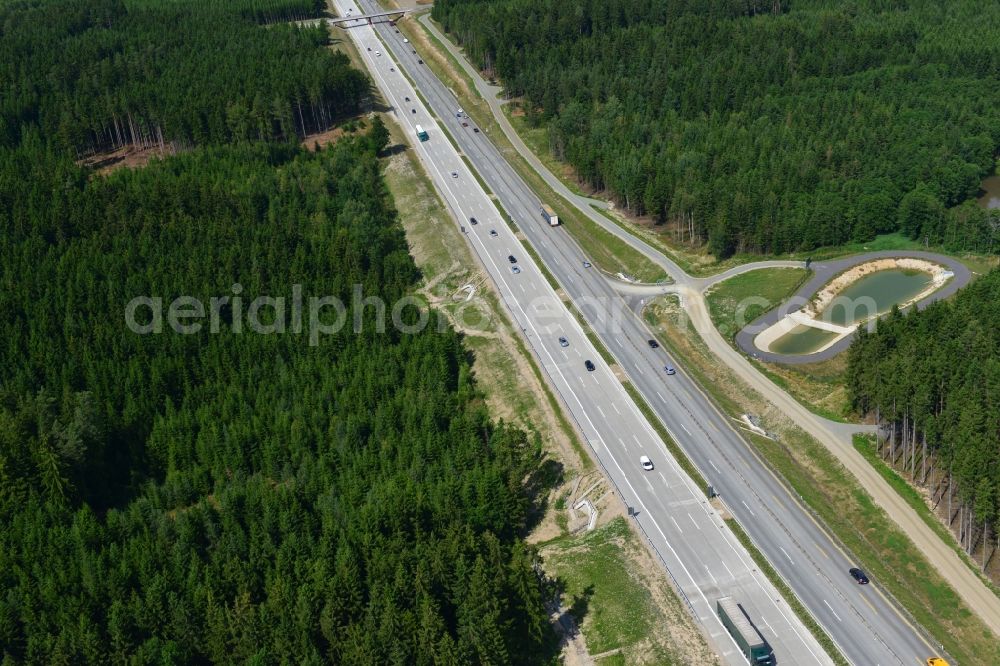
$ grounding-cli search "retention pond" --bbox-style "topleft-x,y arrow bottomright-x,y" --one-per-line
755,259 -> 951,357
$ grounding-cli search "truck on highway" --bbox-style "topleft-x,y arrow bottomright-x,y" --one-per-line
415,125 -> 428,142
540,204 -> 559,226
717,597 -> 774,665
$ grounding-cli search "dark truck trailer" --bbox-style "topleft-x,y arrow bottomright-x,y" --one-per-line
717,597 -> 774,665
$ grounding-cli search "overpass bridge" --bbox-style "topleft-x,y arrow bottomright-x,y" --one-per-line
330,9 -> 411,25
294,8 -> 427,28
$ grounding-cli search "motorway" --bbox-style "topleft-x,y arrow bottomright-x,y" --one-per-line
417,13 -> 1000,641
334,4 -> 940,664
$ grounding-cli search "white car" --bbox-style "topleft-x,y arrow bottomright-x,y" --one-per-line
403,38 -> 409,43
375,51 -> 381,57
640,455 -> 653,471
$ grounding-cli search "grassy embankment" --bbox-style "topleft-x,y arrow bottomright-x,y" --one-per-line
703,267 -> 853,421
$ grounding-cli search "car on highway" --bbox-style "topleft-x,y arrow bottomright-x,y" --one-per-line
469,217 -> 478,226
450,171 -> 458,178
473,127 -> 480,133
664,364 -> 676,375
395,29 -> 399,33
849,568 -> 869,584
582,260 -> 592,268
507,255 -> 517,263
405,96 -> 409,101
489,229 -> 498,237
403,38 -> 409,43
417,59 -> 423,63
647,339 -> 659,349
558,336 -> 569,347
640,455 -> 653,471
375,51 -> 381,56
584,360 -> 595,372
411,109 -> 416,114
462,122 -> 469,127
511,265 -> 521,274
366,46 -> 370,51
926,659 -> 950,666
390,67 -> 395,72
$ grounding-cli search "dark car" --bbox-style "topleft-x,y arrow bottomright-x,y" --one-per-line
411,109 -> 416,114
489,229 -> 498,237
473,127 -> 480,133
417,59 -> 423,64
584,360 -> 595,372
469,217 -> 478,226
405,96 -> 410,101
849,568 -> 869,585
507,255 -> 517,263
647,339 -> 659,349
462,122 -> 468,127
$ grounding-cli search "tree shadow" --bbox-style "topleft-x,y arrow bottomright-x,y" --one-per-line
560,585 -> 594,636
523,455 -> 564,534
381,142 -> 407,157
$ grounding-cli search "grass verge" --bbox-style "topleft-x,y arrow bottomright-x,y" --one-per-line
644,294 -> 994,666
541,518 -> 717,665
702,267 -> 853,421
704,267 -> 809,340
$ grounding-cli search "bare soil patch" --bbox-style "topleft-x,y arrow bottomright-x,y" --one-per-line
302,126 -> 348,150
80,143 -> 176,176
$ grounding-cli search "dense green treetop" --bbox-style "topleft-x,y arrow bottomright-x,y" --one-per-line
848,269 -> 1000,543
0,0 -> 367,152
0,0 -> 557,662
434,0 -> 1000,257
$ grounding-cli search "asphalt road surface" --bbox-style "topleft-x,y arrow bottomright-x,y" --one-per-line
335,4 -> 942,664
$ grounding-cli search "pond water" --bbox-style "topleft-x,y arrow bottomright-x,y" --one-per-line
767,269 -> 935,355
819,269 -> 933,326
978,175 -> 1000,209
768,325 -> 840,356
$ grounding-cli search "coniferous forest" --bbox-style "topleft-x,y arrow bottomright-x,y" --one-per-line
847,271 -> 1000,573
433,0 -> 1000,257
0,0 -> 555,662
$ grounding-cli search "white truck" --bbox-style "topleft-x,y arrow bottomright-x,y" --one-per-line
540,204 -> 559,227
